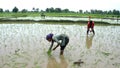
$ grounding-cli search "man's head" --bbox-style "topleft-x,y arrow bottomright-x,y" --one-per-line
89,16 -> 91,21
46,33 -> 53,42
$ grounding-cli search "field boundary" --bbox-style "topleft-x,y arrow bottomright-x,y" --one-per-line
0,17 -> 120,25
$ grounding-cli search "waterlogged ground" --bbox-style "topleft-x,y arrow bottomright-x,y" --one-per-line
0,22 -> 120,68
1,17 -> 120,24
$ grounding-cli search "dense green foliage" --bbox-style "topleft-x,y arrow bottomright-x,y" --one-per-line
12,7 -> 19,13
0,7 -> 119,18
0,7 -> 120,15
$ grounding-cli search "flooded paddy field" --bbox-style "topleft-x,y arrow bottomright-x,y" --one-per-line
0,22 -> 120,68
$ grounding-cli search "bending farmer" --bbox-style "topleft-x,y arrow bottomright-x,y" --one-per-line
46,33 -> 69,55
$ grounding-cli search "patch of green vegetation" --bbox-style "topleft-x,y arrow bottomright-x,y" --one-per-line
0,12 -> 119,18
0,12 -> 119,25
35,66 -> 41,68
47,50 -> 52,56
0,12 -> 40,18
101,52 -> 111,56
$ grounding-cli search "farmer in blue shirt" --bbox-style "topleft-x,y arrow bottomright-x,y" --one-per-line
46,33 -> 69,55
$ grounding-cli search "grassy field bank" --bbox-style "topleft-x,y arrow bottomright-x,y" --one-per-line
0,12 -> 119,25
0,19 -> 113,26
0,12 -> 118,18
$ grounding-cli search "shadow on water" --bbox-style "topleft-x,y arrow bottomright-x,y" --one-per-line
85,34 -> 94,49
47,55 -> 68,68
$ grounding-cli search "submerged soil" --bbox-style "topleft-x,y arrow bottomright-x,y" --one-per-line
0,22 -> 120,68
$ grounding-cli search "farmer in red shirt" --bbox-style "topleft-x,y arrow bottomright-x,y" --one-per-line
87,16 -> 95,35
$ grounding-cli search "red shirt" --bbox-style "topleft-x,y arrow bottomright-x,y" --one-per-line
87,21 -> 94,28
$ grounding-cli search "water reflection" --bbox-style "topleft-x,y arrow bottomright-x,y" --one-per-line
47,55 -> 68,68
86,35 -> 94,49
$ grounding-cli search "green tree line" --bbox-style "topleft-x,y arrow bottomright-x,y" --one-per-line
0,6 -> 120,15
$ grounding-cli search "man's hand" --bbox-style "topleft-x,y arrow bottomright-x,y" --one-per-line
47,50 -> 52,55
53,44 -> 59,50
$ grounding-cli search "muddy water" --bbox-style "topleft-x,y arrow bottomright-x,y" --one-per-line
0,23 -> 120,68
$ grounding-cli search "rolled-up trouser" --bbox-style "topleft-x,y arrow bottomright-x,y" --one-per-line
60,37 -> 69,50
